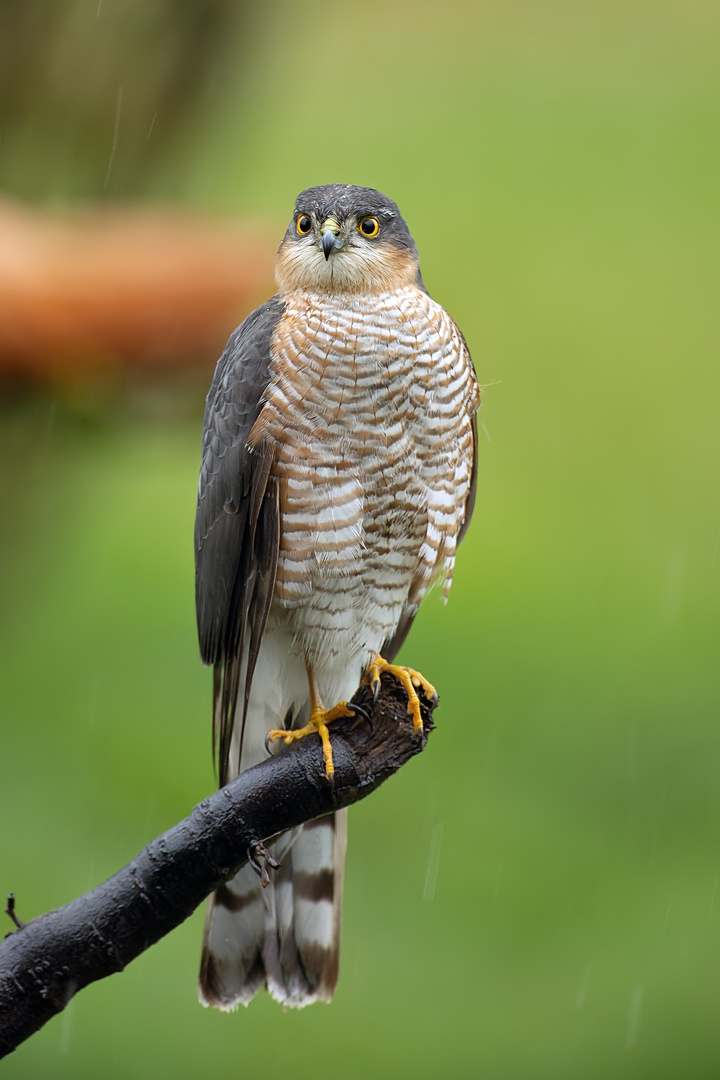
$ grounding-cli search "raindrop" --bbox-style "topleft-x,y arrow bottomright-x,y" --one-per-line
422,822 -> 443,901
625,984 -> 644,1049
104,86 -> 124,190
59,981 -> 78,1052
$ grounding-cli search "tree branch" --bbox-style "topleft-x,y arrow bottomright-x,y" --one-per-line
0,676 -> 435,1058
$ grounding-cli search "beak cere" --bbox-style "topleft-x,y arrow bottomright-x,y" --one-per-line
320,217 -> 342,260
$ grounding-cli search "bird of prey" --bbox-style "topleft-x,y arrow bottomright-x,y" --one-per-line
194,184 -> 480,1010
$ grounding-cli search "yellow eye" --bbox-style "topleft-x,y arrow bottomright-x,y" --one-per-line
358,216 -> 380,237
297,215 -> 312,235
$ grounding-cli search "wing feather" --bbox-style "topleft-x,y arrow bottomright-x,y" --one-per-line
195,295 -> 285,785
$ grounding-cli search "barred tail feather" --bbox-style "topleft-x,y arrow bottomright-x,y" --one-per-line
199,868 -> 265,1009
266,811 -> 346,1007
199,633 -> 357,1009
199,813 -> 346,1010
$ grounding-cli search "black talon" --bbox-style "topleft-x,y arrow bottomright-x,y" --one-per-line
372,677 -> 380,703
348,702 -> 373,733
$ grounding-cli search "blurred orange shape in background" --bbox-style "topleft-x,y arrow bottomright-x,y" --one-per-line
0,199 -> 276,381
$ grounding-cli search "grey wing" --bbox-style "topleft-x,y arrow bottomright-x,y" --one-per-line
195,295 -> 285,786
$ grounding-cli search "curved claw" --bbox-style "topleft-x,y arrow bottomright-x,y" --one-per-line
350,702 -> 371,723
348,701 -> 373,734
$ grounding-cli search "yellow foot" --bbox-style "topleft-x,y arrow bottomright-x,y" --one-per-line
266,701 -> 354,780
365,655 -> 437,734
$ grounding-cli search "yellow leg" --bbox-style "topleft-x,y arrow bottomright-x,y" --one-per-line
266,665 -> 353,780
365,654 -> 437,734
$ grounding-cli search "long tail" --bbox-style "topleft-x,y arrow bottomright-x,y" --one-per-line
199,812 -> 347,1009
198,645 -> 347,1009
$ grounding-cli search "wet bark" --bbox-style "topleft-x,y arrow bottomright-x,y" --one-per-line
0,676 -> 434,1058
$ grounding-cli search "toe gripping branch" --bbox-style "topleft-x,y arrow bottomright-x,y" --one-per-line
265,662 -> 438,785
266,701 -> 355,782
365,655 -> 438,735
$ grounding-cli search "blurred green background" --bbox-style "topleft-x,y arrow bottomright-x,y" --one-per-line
2,0 -> 719,1076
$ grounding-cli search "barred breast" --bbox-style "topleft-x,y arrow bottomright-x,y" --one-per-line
253,285 -> 479,668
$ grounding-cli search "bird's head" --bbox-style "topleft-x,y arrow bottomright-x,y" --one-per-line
275,184 -> 422,295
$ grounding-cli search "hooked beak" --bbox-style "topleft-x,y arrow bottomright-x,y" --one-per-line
319,217 -> 343,260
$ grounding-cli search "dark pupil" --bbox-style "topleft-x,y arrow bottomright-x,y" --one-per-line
299,216 -> 310,232
362,219 -> 375,234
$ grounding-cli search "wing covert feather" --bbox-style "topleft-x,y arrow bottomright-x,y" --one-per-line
195,295 -> 284,783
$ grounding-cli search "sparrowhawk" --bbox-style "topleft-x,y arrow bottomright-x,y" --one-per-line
195,184 -> 480,1010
